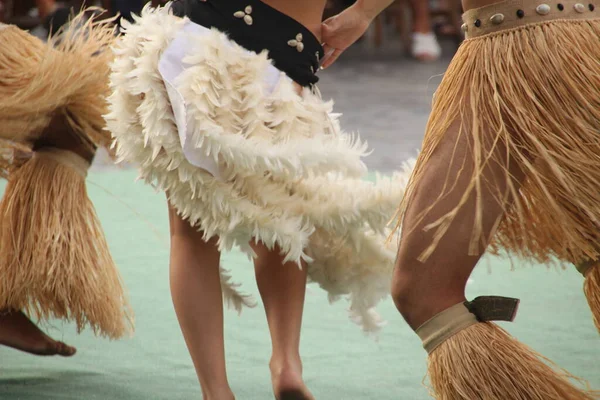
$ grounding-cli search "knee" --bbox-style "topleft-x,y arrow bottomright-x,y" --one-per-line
35,114 -> 96,163
391,250 -> 463,330
391,269 -> 418,322
392,269 -> 454,331
391,241 -> 429,322
391,259 -> 469,331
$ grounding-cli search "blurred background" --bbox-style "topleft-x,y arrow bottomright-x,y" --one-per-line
0,0 -> 464,61
2,2 -> 600,400
0,0 -> 465,170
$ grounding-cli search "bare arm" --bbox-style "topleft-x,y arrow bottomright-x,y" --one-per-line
353,0 -> 395,21
320,0 -> 396,68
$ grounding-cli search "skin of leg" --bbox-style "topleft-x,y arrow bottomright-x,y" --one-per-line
409,0 -> 433,34
250,241 -> 313,400
0,114 -> 94,357
34,112 -> 96,163
247,79 -> 313,399
408,0 -> 441,62
168,203 -> 234,400
392,116 -> 527,330
164,65 -> 312,400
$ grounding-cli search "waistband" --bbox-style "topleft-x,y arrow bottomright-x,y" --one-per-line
170,0 -> 323,87
461,0 -> 599,39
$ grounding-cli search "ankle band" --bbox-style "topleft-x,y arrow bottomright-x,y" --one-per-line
415,303 -> 477,354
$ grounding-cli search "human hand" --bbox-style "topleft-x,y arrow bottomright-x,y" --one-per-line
320,4 -> 373,69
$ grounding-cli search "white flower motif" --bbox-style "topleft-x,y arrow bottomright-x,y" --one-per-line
234,5 -> 253,25
287,33 -> 304,52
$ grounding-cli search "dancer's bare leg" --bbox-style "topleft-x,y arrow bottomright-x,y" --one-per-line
168,203 -> 234,400
408,0 -> 441,61
409,0 -> 433,35
0,310 -> 76,356
0,115 -> 91,358
251,242 -> 313,400
392,117 -> 527,329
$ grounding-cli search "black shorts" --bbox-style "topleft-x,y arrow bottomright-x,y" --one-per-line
170,0 -> 323,87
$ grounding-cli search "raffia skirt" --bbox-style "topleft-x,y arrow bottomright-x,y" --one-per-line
395,0 -> 600,267
0,17 -> 133,338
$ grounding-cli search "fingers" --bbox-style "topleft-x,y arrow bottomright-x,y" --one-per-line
319,45 -> 335,66
320,48 -> 343,70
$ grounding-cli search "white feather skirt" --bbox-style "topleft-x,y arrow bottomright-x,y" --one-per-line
106,4 -> 415,334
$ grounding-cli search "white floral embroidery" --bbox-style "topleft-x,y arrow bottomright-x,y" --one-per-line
234,5 -> 253,25
287,33 -> 304,52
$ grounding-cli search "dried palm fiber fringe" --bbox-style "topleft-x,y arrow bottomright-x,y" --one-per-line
393,14 -> 600,325
107,4 -> 415,334
0,13 -> 116,152
578,261 -> 600,333
428,322 -> 599,399
390,2 -> 600,398
0,13 -> 116,182
395,17 -> 600,263
0,150 -> 132,338
0,14 -> 133,338
0,140 -> 30,179
416,303 -> 599,399
585,265 -> 600,332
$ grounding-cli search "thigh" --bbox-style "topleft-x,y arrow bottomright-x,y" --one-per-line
250,240 -> 305,270
396,115 -> 528,297
167,198 -> 219,249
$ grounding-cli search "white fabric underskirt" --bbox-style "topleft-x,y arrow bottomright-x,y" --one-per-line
158,20 -> 285,179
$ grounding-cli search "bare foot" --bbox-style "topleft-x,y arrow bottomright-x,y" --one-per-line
270,360 -> 314,400
0,310 -> 76,356
279,390 -> 311,400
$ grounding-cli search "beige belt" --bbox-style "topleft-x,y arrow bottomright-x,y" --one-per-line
461,0 -> 599,39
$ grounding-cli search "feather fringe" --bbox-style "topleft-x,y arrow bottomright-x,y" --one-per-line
106,4 -> 414,333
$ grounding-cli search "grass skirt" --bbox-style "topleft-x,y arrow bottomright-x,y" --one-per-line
0,15 -> 133,338
0,15 -> 116,154
396,17 -> 600,266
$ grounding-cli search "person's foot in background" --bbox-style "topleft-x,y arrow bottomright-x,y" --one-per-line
409,0 -> 441,62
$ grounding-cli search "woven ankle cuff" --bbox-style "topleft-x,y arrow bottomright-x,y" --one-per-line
36,148 -> 91,178
416,303 -> 478,354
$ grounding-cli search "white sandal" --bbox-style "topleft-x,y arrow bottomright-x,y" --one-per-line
411,32 -> 442,61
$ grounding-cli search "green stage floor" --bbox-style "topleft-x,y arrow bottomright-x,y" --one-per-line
1,169 -> 599,399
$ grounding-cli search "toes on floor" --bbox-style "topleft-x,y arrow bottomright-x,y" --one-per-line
279,390 -> 309,400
